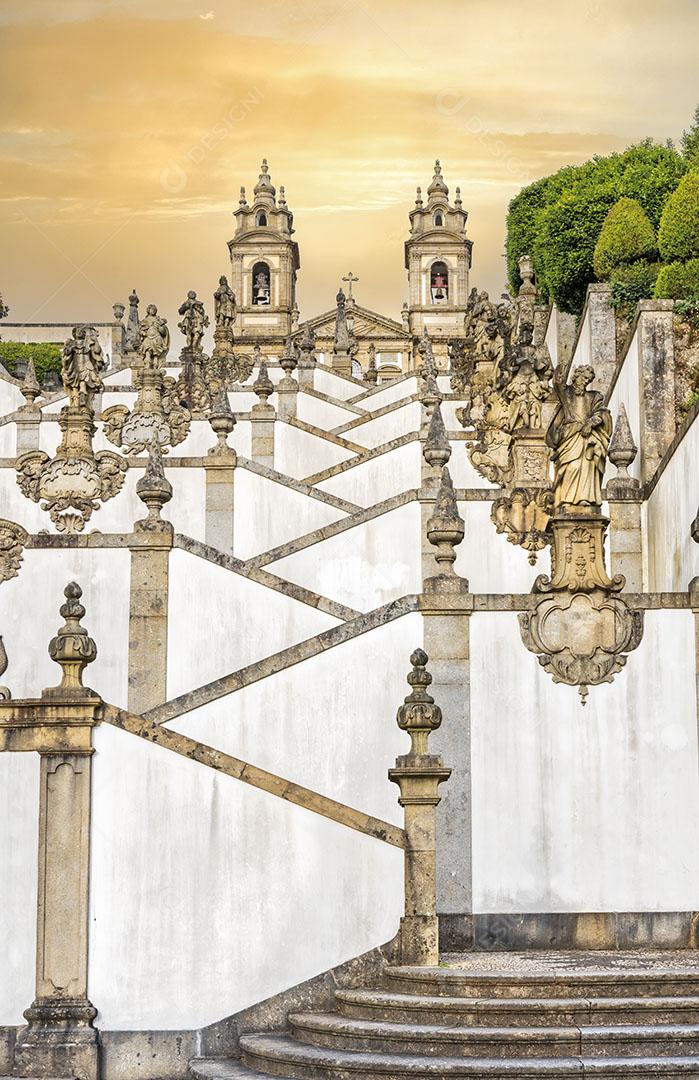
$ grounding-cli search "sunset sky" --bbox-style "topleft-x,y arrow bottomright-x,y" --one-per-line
1,0 -> 697,331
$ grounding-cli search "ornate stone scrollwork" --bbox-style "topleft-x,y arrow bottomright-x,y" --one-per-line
102,305 -> 191,454
16,327 -> 127,533
491,488 -> 553,565
0,519 -> 29,582
519,364 -> 644,703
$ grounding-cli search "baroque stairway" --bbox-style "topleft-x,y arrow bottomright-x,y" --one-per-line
189,951 -> 699,1078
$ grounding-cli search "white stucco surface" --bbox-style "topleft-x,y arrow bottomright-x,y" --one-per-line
296,392 -> 358,429
317,441 -> 421,506
171,611 -> 422,824
89,724 -> 403,1029
0,753 -> 39,1024
471,609 -> 699,912
233,467 -> 347,558
348,402 -> 422,450
455,500 -> 541,594
166,548 -> 338,699
0,547 -> 130,704
269,502 -> 422,611
356,377 -> 417,410
0,378 -> 24,413
274,421 -> 355,480
646,417 -> 699,591
313,367 -> 365,400
447,442 -> 498,489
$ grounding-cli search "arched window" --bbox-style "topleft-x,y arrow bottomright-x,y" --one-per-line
434,212 -> 443,227
252,261 -> 271,306
256,210 -> 267,227
430,261 -> 449,304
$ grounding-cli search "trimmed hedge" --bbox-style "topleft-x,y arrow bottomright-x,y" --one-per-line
653,258 -> 699,301
609,260 -> 661,315
658,171 -> 699,262
593,198 -> 657,279
506,141 -> 687,314
0,341 -> 63,382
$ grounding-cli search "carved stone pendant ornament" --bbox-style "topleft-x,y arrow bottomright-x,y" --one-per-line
0,519 -> 29,583
518,586 -> 644,706
16,405 -> 127,533
491,488 -> 553,565
102,367 -> 190,454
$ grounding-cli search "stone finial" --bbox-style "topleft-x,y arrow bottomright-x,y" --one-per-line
518,253 -> 536,296
20,358 -> 41,407
423,400 -> 451,470
239,185 -> 247,206
280,336 -> 298,379
609,403 -> 638,479
208,388 -> 237,457
426,466 -> 465,578
47,582 -> 97,694
135,438 -> 173,529
113,302 -> 125,322
395,649 -> 443,755
454,185 -> 462,209
415,186 -> 423,208
279,185 -> 287,208
692,506 -> 699,545
253,355 -> 274,408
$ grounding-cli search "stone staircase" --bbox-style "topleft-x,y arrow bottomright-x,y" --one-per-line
190,951 -> 699,1078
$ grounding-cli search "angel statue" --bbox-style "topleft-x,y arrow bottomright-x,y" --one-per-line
61,325 -> 106,407
546,364 -> 612,508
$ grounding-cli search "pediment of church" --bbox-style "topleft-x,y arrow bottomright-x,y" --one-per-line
300,304 -> 409,341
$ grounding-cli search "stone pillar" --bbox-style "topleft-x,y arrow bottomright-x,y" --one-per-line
637,300 -> 676,483
205,459 -> 235,552
251,359 -> 275,468
389,649 -> 451,966
606,402 -> 643,591
277,338 -> 299,419
16,358 -> 42,452
585,284 -> 617,397
0,583 -> 102,1080
128,445 -> 173,713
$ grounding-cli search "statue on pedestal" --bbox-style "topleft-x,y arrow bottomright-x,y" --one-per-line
547,365 -> 611,508
178,291 -> 209,353
214,276 -> 236,331
61,327 -> 106,407
138,305 -> 170,370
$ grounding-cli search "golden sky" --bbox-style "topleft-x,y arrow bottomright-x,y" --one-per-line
1,0 -> 697,330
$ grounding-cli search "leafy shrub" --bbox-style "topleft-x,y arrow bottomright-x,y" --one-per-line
609,260 -> 660,316
653,258 -> 699,301
0,341 -> 63,382
658,171 -> 699,262
593,198 -> 657,279
506,140 -> 687,314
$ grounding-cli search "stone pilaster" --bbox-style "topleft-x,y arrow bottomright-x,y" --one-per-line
128,448 -> 173,713
0,583 -> 102,1080
251,359 -> 276,468
204,459 -> 235,552
389,649 -> 451,966
636,300 -> 676,483
607,402 -> 643,591
16,406 -> 42,452
585,283 -> 617,397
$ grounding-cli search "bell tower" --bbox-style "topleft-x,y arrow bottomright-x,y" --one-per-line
405,161 -> 472,365
228,160 -> 300,346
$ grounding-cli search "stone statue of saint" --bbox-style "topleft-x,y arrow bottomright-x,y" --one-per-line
546,364 -> 612,508
138,304 -> 170,368
61,325 -> 106,406
214,276 -> 236,331
178,290 -> 209,352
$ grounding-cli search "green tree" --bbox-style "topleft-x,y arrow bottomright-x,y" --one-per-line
658,171 -> 699,263
681,104 -> 699,168
654,258 -> 699,301
593,197 -> 657,279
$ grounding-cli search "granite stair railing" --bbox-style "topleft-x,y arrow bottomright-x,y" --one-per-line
190,951 -> 699,1078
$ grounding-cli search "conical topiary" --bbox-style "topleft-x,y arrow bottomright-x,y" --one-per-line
593,197 -> 657,280
658,171 -> 699,263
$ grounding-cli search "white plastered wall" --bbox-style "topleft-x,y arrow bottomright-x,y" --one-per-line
274,422 -> 355,480
317,441 -> 421,507
646,418 -> 699,591
607,331 -> 642,484
471,609 -> 699,912
233,468 -> 347,559
347,402 -> 422,450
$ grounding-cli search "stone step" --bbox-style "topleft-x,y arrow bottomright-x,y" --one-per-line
385,959 -> 699,1000
336,988 -> 699,1026
238,1035 -> 699,1077
289,1012 -> 699,1058
190,1060 -> 295,1080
